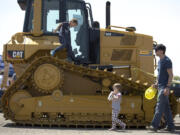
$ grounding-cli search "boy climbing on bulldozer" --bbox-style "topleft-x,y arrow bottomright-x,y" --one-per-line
51,18 -> 78,61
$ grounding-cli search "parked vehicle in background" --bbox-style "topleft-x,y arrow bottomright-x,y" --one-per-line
0,55 -> 15,111
0,74 -> 4,112
171,81 -> 180,97
0,55 -> 14,77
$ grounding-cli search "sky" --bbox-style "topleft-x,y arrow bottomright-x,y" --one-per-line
0,0 -> 180,76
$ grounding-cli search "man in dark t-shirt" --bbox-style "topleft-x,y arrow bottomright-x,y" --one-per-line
51,19 -> 78,60
149,44 -> 175,132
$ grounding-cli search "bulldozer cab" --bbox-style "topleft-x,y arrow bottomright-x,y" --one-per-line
19,0 -> 100,64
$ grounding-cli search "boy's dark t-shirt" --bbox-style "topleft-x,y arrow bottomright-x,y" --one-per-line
59,22 -> 71,46
58,22 -> 72,58
157,56 -> 172,88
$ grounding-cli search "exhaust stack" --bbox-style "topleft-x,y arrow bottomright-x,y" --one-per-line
106,1 -> 111,29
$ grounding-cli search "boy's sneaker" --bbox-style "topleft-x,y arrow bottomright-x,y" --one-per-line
108,127 -> 117,131
148,126 -> 157,132
50,50 -> 54,56
122,123 -> 126,130
164,128 -> 175,132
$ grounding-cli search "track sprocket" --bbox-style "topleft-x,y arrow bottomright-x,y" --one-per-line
33,63 -> 64,93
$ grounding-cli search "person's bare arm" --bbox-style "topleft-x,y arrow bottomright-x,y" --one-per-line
107,92 -> 113,101
53,23 -> 62,33
167,68 -> 173,87
164,68 -> 173,96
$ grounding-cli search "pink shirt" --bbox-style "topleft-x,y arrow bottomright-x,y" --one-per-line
108,92 -> 122,111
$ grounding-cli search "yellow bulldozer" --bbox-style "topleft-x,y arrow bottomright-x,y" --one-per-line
1,0 -> 180,128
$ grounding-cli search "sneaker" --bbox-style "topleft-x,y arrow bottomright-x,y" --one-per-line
108,127 -> 117,131
148,126 -> 157,132
122,123 -> 126,130
50,50 -> 54,56
164,128 -> 175,132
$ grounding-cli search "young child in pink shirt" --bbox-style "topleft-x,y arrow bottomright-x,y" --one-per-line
108,83 -> 126,130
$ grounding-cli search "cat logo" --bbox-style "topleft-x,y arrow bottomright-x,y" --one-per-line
8,51 -> 24,59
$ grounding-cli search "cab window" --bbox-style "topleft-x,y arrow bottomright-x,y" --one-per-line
42,0 -> 60,32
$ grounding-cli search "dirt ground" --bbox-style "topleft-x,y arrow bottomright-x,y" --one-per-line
0,113 -> 180,135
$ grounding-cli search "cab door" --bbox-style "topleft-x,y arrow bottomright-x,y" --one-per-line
65,0 -> 90,62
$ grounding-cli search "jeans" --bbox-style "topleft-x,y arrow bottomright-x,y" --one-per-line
51,44 -> 66,57
151,87 -> 174,129
51,36 -> 66,57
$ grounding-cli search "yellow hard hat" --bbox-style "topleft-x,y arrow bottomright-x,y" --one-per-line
145,87 -> 157,100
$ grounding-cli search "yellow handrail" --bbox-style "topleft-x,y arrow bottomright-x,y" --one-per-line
107,25 -> 135,32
